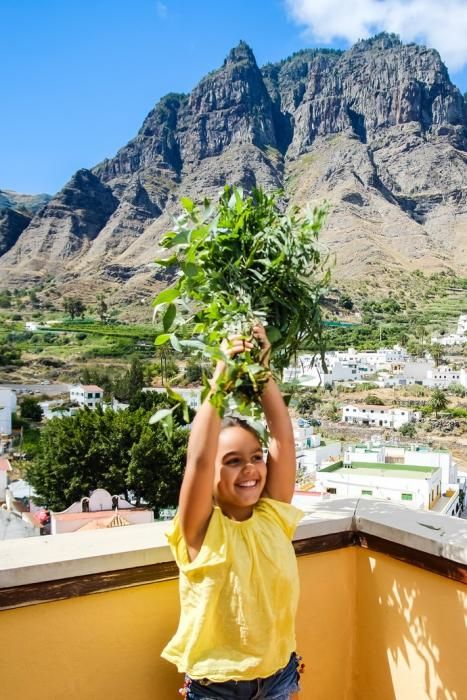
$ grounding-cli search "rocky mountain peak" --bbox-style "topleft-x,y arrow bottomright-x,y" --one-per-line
352,32 -> 403,52
2,35 -> 467,290
223,40 -> 257,67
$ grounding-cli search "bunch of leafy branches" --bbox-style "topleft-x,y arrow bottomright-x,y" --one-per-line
152,186 -> 330,426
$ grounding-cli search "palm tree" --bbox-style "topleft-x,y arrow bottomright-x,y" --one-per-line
429,388 -> 448,418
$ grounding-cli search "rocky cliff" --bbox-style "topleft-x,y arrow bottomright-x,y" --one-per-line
1,34 -> 466,295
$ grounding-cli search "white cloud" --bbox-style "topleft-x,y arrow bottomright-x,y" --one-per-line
284,0 -> 467,72
156,2 -> 168,19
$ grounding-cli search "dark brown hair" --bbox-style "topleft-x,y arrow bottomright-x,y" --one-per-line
220,415 -> 261,443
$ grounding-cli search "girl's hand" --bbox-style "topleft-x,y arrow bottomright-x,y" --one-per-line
212,335 -> 254,383
221,335 -> 253,359
252,324 -> 271,367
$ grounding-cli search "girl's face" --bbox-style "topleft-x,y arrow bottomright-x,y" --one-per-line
213,426 -> 267,521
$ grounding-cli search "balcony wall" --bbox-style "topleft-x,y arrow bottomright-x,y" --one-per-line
1,499 -> 466,700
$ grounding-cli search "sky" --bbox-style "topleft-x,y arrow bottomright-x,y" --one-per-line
2,0 -> 467,195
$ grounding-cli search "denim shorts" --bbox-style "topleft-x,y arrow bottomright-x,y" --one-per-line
183,651 -> 301,699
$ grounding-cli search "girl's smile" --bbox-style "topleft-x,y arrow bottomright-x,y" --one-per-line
213,426 -> 267,520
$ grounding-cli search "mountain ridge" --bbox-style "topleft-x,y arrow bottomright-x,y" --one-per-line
1,34 -> 466,298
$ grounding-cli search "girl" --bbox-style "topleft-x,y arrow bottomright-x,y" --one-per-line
162,326 -> 303,700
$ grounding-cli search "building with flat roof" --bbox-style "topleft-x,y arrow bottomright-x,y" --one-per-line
316,460 -> 444,512
342,404 -> 420,429
315,439 -> 461,516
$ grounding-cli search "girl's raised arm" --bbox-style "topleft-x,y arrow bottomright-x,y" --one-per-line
178,382 -> 220,559
254,326 -> 296,503
178,337 -> 252,559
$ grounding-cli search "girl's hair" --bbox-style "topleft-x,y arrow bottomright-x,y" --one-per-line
220,415 -> 261,442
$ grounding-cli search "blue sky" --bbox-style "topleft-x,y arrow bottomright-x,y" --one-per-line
2,0 -> 467,195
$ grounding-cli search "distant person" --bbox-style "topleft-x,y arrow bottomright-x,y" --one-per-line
162,325 -> 304,699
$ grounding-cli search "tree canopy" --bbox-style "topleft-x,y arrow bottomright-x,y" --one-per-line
25,391 -> 190,513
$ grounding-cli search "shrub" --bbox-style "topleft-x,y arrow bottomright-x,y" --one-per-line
399,422 -> 416,438
364,394 -> 385,405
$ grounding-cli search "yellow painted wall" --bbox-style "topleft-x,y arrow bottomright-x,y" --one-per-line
296,548 -> 356,700
354,549 -> 467,700
0,548 -> 465,700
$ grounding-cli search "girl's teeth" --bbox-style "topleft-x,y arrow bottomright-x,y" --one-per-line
238,481 -> 256,487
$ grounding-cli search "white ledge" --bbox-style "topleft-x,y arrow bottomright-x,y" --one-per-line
0,498 -> 465,589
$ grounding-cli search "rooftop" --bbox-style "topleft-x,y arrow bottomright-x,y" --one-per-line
1,498 -> 466,699
321,461 -> 438,479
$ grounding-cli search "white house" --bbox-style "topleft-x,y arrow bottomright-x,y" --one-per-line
316,460 -> 442,512
0,389 -> 17,435
142,386 -> 202,409
342,404 -> 420,429
298,442 -> 343,474
69,384 -> 104,409
293,419 -> 321,451
343,441 -> 459,508
431,315 -> 467,346
50,488 -> 154,535
423,365 -> 464,389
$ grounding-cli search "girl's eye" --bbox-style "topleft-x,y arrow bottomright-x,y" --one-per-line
252,454 -> 263,462
226,458 -> 241,466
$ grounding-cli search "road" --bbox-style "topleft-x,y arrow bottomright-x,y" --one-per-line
0,383 -> 70,396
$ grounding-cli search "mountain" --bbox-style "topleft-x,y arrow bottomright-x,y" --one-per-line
1,34 -> 466,298
0,190 -> 51,257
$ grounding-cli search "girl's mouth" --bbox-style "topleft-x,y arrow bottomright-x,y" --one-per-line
236,480 -> 258,489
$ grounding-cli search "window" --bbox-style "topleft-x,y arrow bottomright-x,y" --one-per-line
94,392 -> 101,398
362,489 -> 373,496
327,488 -> 337,494
401,493 -> 413,501
87,393 -> 92,399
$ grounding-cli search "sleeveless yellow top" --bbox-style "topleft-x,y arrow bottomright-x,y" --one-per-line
161,498 -> 303,682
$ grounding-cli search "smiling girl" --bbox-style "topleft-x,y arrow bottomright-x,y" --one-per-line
162,326 -> 303,700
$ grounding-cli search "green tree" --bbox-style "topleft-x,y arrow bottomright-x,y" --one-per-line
127,424 -> 187,512
20,397 -> 43,422
113,358 -> 145,402
430,343 -> 444,367
63,297 -> 86,319
184,358 -> 204,384
415,324 -> 427,348
96,294 -> 108,322
25,398 -> 188,511
429,388 -> 449,418
399,422 -> 416,438
322,400 -> 340,421
0,343 -> 22,366
128,357 -> 145,395
296,390 -> 319,419
340,293 -> 353,310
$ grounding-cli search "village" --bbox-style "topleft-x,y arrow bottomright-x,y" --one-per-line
1,314 -> 466,539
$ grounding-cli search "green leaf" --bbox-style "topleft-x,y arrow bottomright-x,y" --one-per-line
180,339 -> 208,351
181,197 -> 195,213
154,334 -> 171,346
170,334 -> 182,352
163,304 -> 177,332
161,413 -> 174,440
182,262 -> 199,278
266,326 -> 282,343
166,386 -> 184,403
155,254 -> 178,267
153,287 -> 180,307
149,408 -> 173,425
